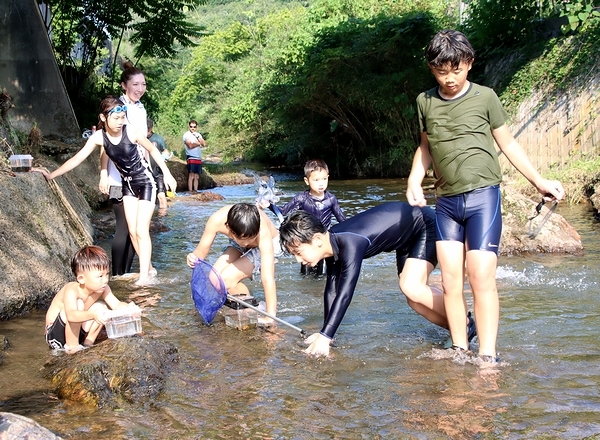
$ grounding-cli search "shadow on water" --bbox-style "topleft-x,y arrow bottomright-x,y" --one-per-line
1,179 -> 600,438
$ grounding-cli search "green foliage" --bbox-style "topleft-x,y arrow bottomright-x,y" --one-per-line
157,0 -> 446,176
254,11 -> 438,176
560,0 -> 600,33
497,21 -> 600,116
463,0 -> 558,57
42,0 -> 205,128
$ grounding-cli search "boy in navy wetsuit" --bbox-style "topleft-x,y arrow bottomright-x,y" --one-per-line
279,202 -> 454,357
406,30 -> 564,363
278,159 -> 346,275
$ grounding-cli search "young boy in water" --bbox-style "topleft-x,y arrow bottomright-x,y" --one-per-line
186,203 -> 282,319
406,30 -> 564,363
278,159 -> 346,275
279,203 -> 460,357
45,246 -> 132,353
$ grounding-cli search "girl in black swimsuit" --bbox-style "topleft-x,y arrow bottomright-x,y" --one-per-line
34,96 -> 177,286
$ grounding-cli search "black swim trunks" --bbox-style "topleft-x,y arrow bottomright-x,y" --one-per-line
45,314 -> 88,350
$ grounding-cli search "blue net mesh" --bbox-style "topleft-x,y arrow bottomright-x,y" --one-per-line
190,259 -> 227,324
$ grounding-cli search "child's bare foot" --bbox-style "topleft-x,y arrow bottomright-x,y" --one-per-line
64,344 -> 87,354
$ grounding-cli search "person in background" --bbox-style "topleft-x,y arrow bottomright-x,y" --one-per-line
278,159 -> 346,275
405,29 -> 564,364
147,118 -> 169,211
45,246 -> 133,353
278,203 -> 457,358
183,120 -> 206,192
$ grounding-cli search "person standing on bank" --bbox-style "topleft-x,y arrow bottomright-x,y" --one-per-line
406,30 -> 565,364
183,120 -> 206,192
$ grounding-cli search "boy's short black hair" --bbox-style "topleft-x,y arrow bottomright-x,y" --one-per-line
227,203 -> 261,239
304,159 -> 329,178
425,29 -> 475,69
279,210 -> 327,253
71,245 -> 110,276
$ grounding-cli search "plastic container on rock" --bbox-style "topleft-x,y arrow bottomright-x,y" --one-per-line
9,154 -> 33,172
104,305 -> 142,339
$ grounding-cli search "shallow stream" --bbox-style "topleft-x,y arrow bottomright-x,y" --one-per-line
1,177 -> 600,439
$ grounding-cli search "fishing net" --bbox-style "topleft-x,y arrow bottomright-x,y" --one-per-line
190,259 -> 227,324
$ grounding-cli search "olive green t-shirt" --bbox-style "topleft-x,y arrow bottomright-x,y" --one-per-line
417,82 -> 508,197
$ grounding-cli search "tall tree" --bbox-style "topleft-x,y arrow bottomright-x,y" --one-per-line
38,0 -> 205,123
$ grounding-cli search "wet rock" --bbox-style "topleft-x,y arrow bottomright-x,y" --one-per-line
1,334 -> 9,350
190,191 -> 225,202
42,336 -> 179,408
0,412 -> 62,439
0,162 -> 95,320
589,182 -> 600,218
500,186 -> 583,255
0,334 -> 8,365
166,157 -> 216,191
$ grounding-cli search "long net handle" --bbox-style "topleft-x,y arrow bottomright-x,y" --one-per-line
226,294 -> 306,338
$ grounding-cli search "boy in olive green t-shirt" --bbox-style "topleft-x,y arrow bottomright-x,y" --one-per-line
406,29 -> 565,364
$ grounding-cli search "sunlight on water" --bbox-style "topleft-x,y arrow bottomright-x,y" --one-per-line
1,175 -> 600,439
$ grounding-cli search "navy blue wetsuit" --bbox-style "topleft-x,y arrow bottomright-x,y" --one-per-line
280,190 -> 346,229
103,126 -> 156,201
321,202 -> 437,340
280,190 -> 346,276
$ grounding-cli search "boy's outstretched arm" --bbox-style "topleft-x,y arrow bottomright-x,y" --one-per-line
103,288 -> 132,310
493,125 -> 565,201
32,132 -> 102,180
258,222 -> 277,316
186,206 -> 228,267
406,133 -> 432,207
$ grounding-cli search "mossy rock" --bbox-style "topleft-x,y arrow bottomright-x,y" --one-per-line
42,336 -> 179,408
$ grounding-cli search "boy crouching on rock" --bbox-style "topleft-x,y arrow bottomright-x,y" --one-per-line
45,245 -> 132,353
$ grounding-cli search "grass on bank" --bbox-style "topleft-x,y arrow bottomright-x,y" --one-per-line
508,156 -> 600,205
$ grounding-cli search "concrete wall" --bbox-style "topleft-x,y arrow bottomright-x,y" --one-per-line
0,0 -> 79,141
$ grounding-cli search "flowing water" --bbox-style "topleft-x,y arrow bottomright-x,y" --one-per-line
1,177 -> 600,439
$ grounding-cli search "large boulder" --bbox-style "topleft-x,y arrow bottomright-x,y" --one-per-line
500,186 -> 583,255
42,336 -> 179,408
0,166 -> 94,320
165,156 -> 216,191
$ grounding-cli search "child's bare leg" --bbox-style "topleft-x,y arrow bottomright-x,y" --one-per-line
63,314 -> 83,351
124,197 -> 156,283
215,250 -> 254,296
157,192 -> 167,210
81,302 -> 108,346
400,259 -> 448,329
437,241 -> 469,349
466,250 -> 499,357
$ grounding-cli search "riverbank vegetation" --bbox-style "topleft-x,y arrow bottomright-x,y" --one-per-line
43,0 -> 600,178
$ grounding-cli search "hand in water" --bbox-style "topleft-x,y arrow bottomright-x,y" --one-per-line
304,333 -> 332,357
257,316 -> 274,328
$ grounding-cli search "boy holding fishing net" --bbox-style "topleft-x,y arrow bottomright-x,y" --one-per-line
186,203 -> 282,321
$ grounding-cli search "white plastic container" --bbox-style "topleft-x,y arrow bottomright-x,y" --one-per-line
221,307 -> 258,330
104,305 -> 142,339
9,154 -> 33,172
